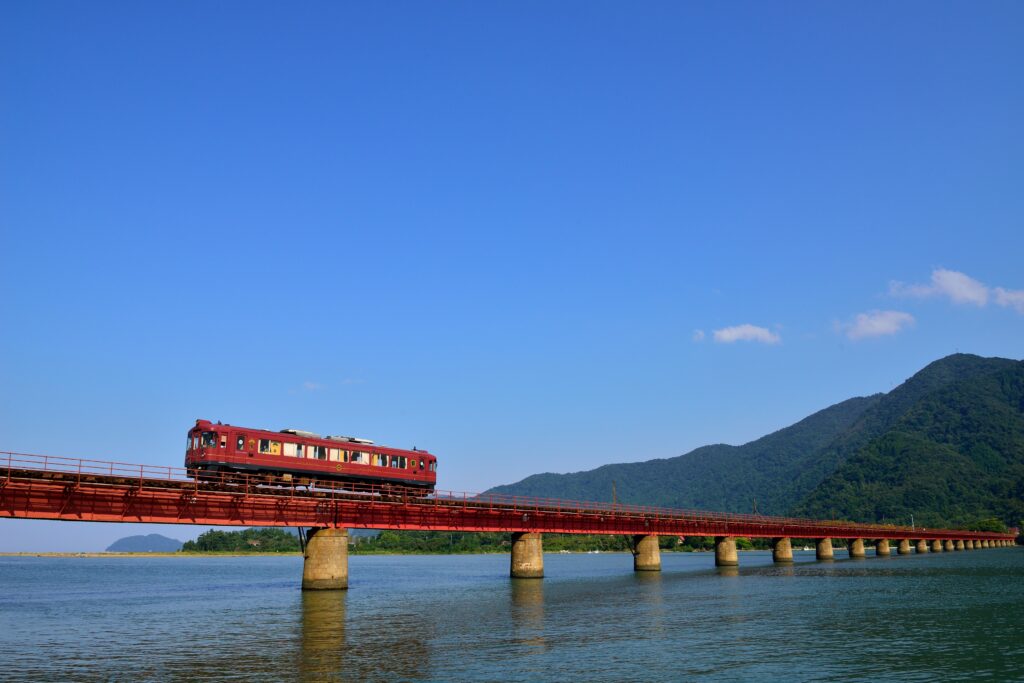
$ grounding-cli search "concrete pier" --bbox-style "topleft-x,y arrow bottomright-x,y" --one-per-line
915,540 -> 929,553
632,534 -> 661,572
897,539 -> 912,555
816,538 -> 834,560
944,539 -> 955,552
302,527 -> 349,591
932,539 -> 944,552
875,539 -> 891,556
964,540 -> 974,550
714,536 -> 738,567
510,532 -> 544,578
955,540 -> 965,551
772,537 -> 794,564
848,538 -> 866,558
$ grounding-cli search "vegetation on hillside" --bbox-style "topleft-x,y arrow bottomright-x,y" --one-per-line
794,360 -> 1024,528
485,395 -> 881,515
182,528 -> 300,552
487,354 -> 1024,529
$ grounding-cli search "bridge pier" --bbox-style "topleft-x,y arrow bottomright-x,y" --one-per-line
931,539 -> 944,552
510,532 -> 544,578
714,536 -> 738,567
875,539 -> 890,556
897,539 -> 912,555
632,534 -> 661,572
847,538 -> 866,559
916,540 -> 928,553
302,528 -> 349,591
955,540 -> 965,551
771,537 -> 793,564
944,539 -> 955,552
816,538 -> 834,560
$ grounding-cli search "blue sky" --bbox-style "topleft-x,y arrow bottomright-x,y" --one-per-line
2,3 -> 1022,551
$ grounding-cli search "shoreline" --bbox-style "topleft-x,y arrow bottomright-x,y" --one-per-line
0,548 -> 798,558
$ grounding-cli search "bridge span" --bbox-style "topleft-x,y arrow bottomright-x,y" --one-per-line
2,451 -> 1017,589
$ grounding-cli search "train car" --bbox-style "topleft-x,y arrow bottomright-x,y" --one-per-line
185,419 -> 437,490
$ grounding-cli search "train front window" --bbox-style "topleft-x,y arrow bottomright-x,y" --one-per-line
201,432 -> 217,448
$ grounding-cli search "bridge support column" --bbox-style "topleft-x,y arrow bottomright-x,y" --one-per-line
944,540 -> 954,552
771,537 -> 793,564
875,539 -> 891,556
964,540 -> 974,550
632,534 -> 661,572
816,538 -> 834,560
932,540 -> 944,552
511,532 -> 544,578
714,536 -> 738,567
916,540 -> 928,553
848,538 -> 866,559
955,540 -> 965,551
897,539 -> 912,555
302,528 -> 349,591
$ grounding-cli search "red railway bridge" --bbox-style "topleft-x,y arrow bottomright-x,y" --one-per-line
1,451 -> 1017,589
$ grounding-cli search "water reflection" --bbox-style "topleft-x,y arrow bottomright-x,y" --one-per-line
716,566 -> 740,578
510,578 -> 547,654
299,591 -> 346,680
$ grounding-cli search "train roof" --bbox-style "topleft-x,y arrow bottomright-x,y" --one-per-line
192,419 -> 429,456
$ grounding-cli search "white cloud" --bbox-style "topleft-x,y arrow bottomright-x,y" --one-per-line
712,324 -> 781,344
995,287 -> 1024,314
302,381 -> 322,391
842,310 -> 915,340
692,329 -> 705,342
890,268 -> 989,306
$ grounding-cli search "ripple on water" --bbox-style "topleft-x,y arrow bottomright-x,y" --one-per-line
0,550 -> 1021,681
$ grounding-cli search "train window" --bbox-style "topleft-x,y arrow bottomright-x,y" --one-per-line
283,443 -> 298,457
328,448 -> 340,462
258,439 -> 282,455
220,435 -> 227,448
187,436 -> 192,450
397,456 -> 407,468
419,460 -> 424,469
311,446 -> 327,460
236,436 -> 245,451
201,432 -> 217,448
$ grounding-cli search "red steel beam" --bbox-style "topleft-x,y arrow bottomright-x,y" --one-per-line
0,457 -> 1016,542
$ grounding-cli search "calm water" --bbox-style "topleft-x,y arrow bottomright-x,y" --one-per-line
1,548 -> 1022,682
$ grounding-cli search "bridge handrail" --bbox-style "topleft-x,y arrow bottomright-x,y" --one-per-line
0,450 -> 1012,539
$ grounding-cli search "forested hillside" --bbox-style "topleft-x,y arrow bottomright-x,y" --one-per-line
794,359 -> 1024,527
486,354 -> 1024,528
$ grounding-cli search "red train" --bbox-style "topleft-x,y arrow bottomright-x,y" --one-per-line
185,419 -> 437,490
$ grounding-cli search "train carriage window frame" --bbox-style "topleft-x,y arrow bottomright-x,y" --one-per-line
259,439 -> 282,455
236,435 -> 245,451
283,443 -> 299,457
201,432 -> 217,448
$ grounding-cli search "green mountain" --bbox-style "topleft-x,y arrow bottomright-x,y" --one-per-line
794,357 -> 1024,528
486,394 -> 881,514
486,354 -> 1024,527
106,533 -> 183,552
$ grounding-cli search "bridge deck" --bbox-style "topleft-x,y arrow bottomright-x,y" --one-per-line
1,452 -> 1015,542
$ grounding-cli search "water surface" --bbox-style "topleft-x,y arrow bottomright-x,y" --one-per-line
1,548 -> 1022,681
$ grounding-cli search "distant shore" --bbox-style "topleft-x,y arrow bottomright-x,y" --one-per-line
0,548 -> 788,558
0,551 -> 302,558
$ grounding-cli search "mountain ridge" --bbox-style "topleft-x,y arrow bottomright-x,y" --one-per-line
485,354 -> 1024,527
